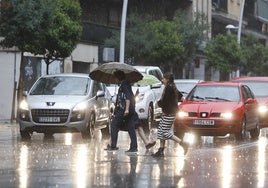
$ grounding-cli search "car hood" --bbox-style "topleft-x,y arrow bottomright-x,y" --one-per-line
26,95 -> 88,109
180,101 -> 241,112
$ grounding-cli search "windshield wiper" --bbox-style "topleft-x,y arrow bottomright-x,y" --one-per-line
205,97 -> 230,101
192,95 -> 204,100
180,91 -> 188,94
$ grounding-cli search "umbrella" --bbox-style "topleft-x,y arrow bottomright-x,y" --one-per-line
89,62 -> 143,84
135,73 -> 161,86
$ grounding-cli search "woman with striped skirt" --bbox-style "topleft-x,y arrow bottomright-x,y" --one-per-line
152,72 -> 189,157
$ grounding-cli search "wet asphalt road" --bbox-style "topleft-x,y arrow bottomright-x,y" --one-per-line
0,122 -> 268,188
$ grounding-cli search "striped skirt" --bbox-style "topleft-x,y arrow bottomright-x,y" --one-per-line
157,113 -> 175,140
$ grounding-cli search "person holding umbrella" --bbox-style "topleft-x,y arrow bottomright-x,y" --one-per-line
104,70 -> 138,152
105,70 -> 156,152
152,72 -> 189,157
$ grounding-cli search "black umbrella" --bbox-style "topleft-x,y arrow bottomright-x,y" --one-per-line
89,62 -> 143,84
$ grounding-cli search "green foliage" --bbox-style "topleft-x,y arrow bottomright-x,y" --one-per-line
0,0 -> 46,51
42,0 -> 82,62
104,11 -> 207,72
241,35 -> 268,76
143,19 -> 184,65
205,34 -> 242,80
0,0 -> 82,63
174,10 -> 209,64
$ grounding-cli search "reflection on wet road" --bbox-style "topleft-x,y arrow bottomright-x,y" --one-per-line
0,123 -> 268,187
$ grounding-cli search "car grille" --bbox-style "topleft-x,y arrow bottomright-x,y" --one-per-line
31,109 -> 70,123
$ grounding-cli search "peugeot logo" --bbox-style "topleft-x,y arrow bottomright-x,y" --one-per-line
46,102 -> 55,106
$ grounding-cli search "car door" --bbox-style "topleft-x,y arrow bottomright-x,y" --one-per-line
242,85 -> 258,129
91,81 -> 109,124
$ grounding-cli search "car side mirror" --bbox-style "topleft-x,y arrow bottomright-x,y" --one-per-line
23,91 -> 28,96
245,98 -> 255,104
95,90 -> 105,100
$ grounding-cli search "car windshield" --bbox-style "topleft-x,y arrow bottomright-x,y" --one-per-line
30,76 -> 90,95
239,81 -> 268,98
187,85 -> 240,102
175,82 -> 198,93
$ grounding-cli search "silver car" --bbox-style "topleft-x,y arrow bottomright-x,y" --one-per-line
19,73 -> 112,139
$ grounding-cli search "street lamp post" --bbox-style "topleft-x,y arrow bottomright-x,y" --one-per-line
236,0 -> 245,77
237,0 -> 245,45
119,0 -> 128,63
225,0 -> 245,77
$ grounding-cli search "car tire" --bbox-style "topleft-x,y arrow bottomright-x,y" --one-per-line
235,116 -> 246,140
81,113 -> 95,139
250,122 -> 260,139
20,130 -> 32,140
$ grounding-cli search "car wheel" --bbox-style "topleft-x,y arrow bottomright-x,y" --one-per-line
250,122 -> 260,139
81,113 -> 95,139
235,116 -> 246,140
20,130 -> 32,140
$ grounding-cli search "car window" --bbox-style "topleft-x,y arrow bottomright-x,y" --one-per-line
242,85 -> 254,100
188,86 -> 240,102
30,76 -> 90,95
175,82 -> 197,93
240,81 -> 268,97
148,69 -> 162,81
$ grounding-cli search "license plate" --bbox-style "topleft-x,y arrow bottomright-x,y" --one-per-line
193,119 -> 214,125
39,117 -> 60,123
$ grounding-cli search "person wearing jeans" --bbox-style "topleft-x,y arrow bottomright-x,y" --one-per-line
105,70 -> 138,152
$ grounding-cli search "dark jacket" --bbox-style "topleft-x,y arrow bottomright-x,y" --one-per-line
115,80 -> 135,114
157,84 -> 178,115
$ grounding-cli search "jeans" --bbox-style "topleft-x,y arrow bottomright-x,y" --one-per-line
110,108 -> 137,150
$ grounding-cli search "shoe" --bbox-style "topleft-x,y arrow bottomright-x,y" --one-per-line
145,141 -> 156,150
152,148 -> 164,158
180,141 -> 189,155
125,148 -> 138,153
104,144 -> 119,151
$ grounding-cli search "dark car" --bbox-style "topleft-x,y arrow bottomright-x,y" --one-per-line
232,77 -> 268,128
174,81 -> 260,140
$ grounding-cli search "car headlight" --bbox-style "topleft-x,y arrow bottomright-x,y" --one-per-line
73,101 -> 88,111
135,94 -> 144,103
177,111 -> 188,118
19,100 -> 29,111
258,105 -> 268,114
220,112 -> 233,119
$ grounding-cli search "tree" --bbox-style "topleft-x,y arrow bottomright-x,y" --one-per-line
205,34 -> 242,81
143,18 -> 185,72
32,0 -> 82,74
104,11 -> 208,77
0,0 -> 82,120
174,10 -> 209,77
241,35 -> 268,76
0,0 -> 82,74
105,14 -> 150,64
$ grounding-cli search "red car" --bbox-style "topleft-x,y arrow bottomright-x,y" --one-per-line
232,77 -> 268,128
174,81 -> 260,140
